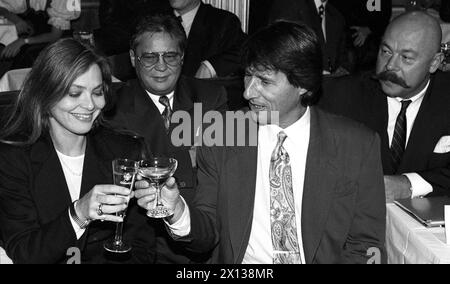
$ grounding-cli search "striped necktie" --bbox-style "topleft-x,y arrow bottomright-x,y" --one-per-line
390,100 -> 412,172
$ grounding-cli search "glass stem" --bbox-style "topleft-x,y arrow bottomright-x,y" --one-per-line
114,222 -> 124,246
156,185 -> 164,207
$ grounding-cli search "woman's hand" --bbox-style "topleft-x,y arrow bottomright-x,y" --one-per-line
75,185 -> 133,223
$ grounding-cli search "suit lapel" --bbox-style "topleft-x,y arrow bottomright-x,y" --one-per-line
228,145 -> 258,263
80,134 -> 112,199
131,82 -> 170,156
302,108 -> 338,264
30,136 -> 72,222
399,78 -> 439,173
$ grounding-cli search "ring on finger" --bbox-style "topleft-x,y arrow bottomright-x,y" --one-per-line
97,203 -> 104,216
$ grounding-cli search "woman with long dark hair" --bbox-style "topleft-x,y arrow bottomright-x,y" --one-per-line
0,38 -> 154,264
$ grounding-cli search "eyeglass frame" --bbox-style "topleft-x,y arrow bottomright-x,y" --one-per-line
136,51 -> 184,69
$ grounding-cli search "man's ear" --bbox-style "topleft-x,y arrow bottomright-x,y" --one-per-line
430,52 -> 444,73
130,49 -> 136,68
298,87 -> 308,96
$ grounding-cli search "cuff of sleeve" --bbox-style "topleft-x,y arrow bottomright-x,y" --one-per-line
68,208 -> 86,240
201,60 -> 217,78
164,197 -> 191,239
404,173 -> 433,198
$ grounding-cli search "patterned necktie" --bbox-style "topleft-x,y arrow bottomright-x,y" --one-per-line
159,96 -> 172,133
390,100 -> 412,172
270,131 -> 301,264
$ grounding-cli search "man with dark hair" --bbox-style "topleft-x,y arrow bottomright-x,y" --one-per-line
168,0 -> 246,78
320,11 -> 450,202
105,14 -> 227,264
135,21 -> 386,264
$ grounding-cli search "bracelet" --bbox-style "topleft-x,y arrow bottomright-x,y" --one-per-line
69,201 -> 91,229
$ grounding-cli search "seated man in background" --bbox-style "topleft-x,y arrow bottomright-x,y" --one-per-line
136,21 -> 386,264
269,0 -> 348,75
320,11 -> 450,202
0,0 -> 81,76
105,14 -> 227,264
168,0 -> 246,79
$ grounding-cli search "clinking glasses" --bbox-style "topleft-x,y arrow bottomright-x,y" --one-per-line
137,52 -> 183,68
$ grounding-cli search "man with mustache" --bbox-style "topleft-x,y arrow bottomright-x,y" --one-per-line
320,11 -> 450,202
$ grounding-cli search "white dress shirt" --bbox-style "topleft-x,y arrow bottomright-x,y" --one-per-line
243,108 -> 310,264
174,3 -> 217,78
147,90 -> 175,114
56,149 -> 86,239
314,0 -> 327,41
387,80 -> 433,198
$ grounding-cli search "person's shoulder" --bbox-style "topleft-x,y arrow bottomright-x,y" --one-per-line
179,76 -> 226,100
201,3 -> 241,23
316,107 -> 377,141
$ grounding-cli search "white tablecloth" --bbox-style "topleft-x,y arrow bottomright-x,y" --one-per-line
0,20 -> 18,46
387,204 -> 450,264
0,247 -> 12,264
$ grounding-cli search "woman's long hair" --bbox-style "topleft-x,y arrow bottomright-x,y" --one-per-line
0,38 -> 113,146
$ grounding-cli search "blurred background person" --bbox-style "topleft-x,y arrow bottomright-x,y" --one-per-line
0,38 -> 154,264
0,0 -> 81,77
329,0 -> 392,73
168,0 -> 246,79
269,0 -> 348,75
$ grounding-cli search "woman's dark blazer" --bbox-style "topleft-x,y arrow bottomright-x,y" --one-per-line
0,126 -> 155,264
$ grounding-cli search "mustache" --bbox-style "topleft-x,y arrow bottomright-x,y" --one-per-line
373,71 -> 411,89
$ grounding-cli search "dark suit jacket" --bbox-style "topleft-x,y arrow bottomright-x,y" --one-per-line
320,72 -> 450,197
269,0 -> 347,72
185,107 -> 386,264
105,76 -> 227,263
0,127 -> 154,264
181,3 -> 246,77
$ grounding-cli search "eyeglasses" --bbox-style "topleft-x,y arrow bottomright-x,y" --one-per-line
136,52 -> 183,68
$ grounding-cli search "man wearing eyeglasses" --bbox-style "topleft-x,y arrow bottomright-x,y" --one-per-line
105,14 -> 228,264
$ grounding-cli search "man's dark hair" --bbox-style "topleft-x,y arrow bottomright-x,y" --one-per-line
243,20 -> 323,106
130,13 -> 187,52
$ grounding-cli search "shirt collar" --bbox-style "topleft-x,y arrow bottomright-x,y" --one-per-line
394,80 -> 430,103
146,90 -> 175,113
174,2 -> 201,24
314,0 -> 327,10
261,107 -> 311,143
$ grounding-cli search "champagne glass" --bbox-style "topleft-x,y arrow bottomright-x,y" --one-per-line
138,158 -> 178,218
104,159 -> 138,254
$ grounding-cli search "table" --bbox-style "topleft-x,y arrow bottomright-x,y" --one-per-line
0,19 -> 18,46
0,247 -> 12,264
387,204 -> 450,264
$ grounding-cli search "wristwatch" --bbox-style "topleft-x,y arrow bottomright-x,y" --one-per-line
23,38 -> 30,44
69,201 -> 91,229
